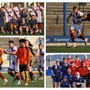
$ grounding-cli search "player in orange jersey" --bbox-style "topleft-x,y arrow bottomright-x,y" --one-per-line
0,48 -> 8,85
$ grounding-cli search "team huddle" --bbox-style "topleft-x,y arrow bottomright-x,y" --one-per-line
0,38 -> 44,86
51,55 -> 90,88
0,2 -> 44,35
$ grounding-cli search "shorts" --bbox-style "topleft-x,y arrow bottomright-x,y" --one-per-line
52,76 -> 60,82
19,65 -> 27,72
22,28 -> 27,33
71,22 -> 82,32
0,22 -> 4,27
38,65 -> 44,71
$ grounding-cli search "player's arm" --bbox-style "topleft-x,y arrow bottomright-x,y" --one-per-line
67,13 -> 72,23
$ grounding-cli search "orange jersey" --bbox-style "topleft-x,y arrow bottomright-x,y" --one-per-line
78,66 -> 88,76
83,60 -> 90,69
74,60 -> 81,67
66,59 -> 71,64
17,47 -> 30,65
68,66 -> 77,76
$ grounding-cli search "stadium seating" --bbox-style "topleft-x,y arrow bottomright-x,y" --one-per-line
46,3 -> 90,36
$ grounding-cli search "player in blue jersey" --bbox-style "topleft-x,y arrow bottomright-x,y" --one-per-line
52,60 -> 62,88
73,72 -> 84,87
60,75 -> 70,88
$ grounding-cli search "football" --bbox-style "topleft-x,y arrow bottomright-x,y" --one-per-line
66,42 -> 72,48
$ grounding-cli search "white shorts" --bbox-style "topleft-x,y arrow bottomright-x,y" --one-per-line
9,63 -> 19,72
36,17 -> 42,23
71,23 -> 82,32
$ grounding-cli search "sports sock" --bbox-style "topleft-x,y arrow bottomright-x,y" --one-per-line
0,73 -> 5,80
8,71 -> 14,77
29,72 -> 33,81
70,31 -> 75,42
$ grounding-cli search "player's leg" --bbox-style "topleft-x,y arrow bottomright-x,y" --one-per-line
10,24 -> 14,34
38,65 -> 43,80
38,23 -> 42,33
19,27 -> 23,34
25,70 -> 29,86
52,76 -> 56,88
26,27 -> 29,34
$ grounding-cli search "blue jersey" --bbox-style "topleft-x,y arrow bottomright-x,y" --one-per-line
20,22 -> 28,29
60,62 -> 68,76
21,13 -> 27,19
68,74 -> 75,84
52,65 -> 62,77
10,19 -> 18,25
0,11 -> 5,22
60,81 -> 70,87
74,77 -> 84,83
28,19 -> 37,28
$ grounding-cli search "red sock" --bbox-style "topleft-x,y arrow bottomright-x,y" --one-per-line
16,75 -> 20,80
78,35 -> 85,40
0,73 -> 5,80
70,31 -> 75,42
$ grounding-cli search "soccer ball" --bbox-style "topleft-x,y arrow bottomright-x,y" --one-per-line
66,42 -> 72,48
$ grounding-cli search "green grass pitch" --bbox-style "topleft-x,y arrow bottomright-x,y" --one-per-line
0,73 -> 44,88
46,76 -> 52,88
46,45 -> 90,53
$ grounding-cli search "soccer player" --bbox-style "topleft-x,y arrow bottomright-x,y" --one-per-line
35,3 -> 44,33
52,60 -> 62,88
73,72 -> 84,87
19,18 -> 29,34
67,69 -> 75,87
67,6 -> 88,48
37,43 -> 44,80
4,40 -> 21,85
68,61 -> 77,76
28,14 -> 38,34
28,3 -> 36,17
0,6 -> 5,33
16,39 -> 31,86
0,48 -> 8,85
9,15 -> 18,34
60,58 -> 69,77
78,62 -> 88,79
25,39 -> 37,82
83,55 -> 90,69
60,76 -> 70,88
73,56 -> 81,67
66,54 -> 72,64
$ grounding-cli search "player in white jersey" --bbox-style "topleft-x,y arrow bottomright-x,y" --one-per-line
4,40 -> 21,85
67,6 -> 88,48
35,3 -> 44,33
14,3 -> 23,19
28,3 -> 36,18
37,43 -> 44,80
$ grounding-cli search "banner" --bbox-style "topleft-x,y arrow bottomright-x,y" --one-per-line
46,36 -> 90,43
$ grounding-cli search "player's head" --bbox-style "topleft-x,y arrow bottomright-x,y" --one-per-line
56,59 -> 59,66
21,18 -> 25,23
25,39 -> 33,47
4,3 -> 7,8
75,56 -> 80,61
76,72 -> 80,78
22,9 -> 26,13
70,61 -> 74,67
38,43 -> 42,50
18,3 -> 21,8
10,3 -> 13,8
73,6 -> 78,14
63,58 -> 66,63
12,15 -> 16,20
67,54 -> 71,59
84,55 -> 88,60
63,76 -> 68,82
30,3 -> 34,8
81,62 -> 85,67
9,40 -> 14,47
67,69 -> 71,74
31,14 -> 35,20
1,6 -> 4,11
37,2 -> 40,7
19,38 -> 26,47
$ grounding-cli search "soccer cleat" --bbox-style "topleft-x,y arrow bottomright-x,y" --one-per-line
25,83 -> 28,86
34,74 -> 37,81
85,38 -> 88,45
3,79 -> 8,86
31,81 -> 34,83
73,42 -> 77,48
38,77 -> 43,80
16,80 -> 21,85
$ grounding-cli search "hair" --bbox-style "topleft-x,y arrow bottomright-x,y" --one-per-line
25,39 -> 33,47
19,38 -> 26,43
9,40 -> 14,44
73,6 -> 78,11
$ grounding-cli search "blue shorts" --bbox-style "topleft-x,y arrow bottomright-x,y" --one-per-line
0,22 -> 4,27
52,76 -> 60,82
22,28 -> 27,33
